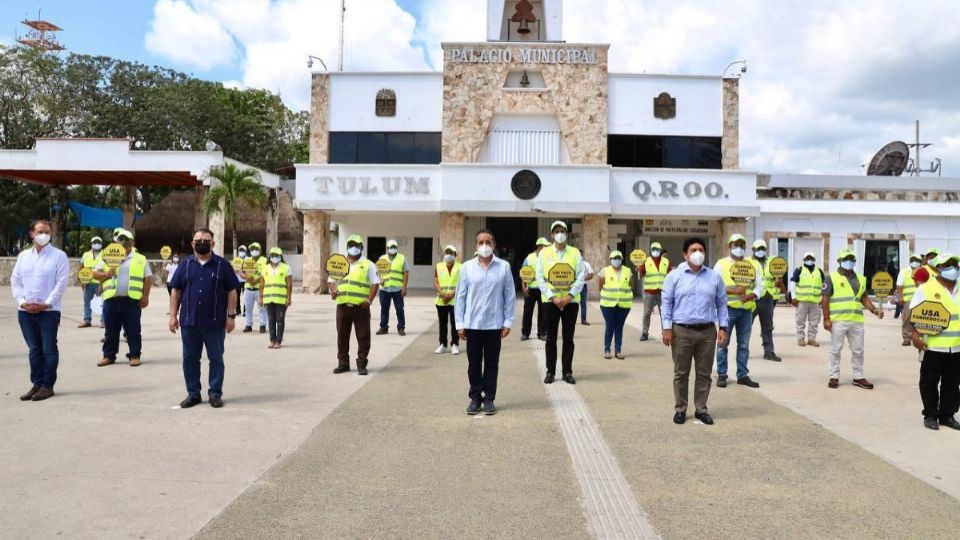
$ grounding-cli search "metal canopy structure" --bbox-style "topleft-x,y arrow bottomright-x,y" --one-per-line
0,169 -> 199,187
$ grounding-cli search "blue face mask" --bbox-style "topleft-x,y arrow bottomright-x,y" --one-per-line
941,266 -> 960,282
840,260 -> 856,271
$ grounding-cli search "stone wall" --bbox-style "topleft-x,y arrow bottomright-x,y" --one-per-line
581,214 -> 609,279
721,78 -> 739,170
759,187 -> 960,202
309,73 -> 330,164
439,212 -> 465,256
442,43 -> 609,165
302,210 -> 330,294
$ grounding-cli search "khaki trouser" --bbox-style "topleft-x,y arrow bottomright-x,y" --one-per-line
829,320 -> 864,379
672,324 -> 716,414
795,301 -> 821,341
641,292 -> 661,335
901,305 -> 913,341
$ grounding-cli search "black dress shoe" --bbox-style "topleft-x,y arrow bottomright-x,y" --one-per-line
673,411 -> 686,424
639,334 -> 649,342
483,400 -> 497,415
939,416 -> 960,430
537,335 -> 546,341
717,376 -> 728,388
243,326 -> 252,333
737,377 -> 760,388
467,399 -> 481,415
332,366 -> 350,374
520,335 -> 530,341
544,372 -> 555,384
20,386 -> 39,401
581,321 -> 590,326
180,395 -> 202,408
358,368 -> 368,376
695,412 -> 715,425
924,417 -> 940,430
31,387 -> 54,401
562,373 -> 576,385
763,353 -> 782,362
398,328 -> 406,336
209,394 -> 224,408
376,328 -> 388,335
259,326 -> 266,334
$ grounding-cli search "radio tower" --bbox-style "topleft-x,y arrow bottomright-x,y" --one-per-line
16,10 -> 65,52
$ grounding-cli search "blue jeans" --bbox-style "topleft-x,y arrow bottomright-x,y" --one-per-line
580,284 -> 588,322
102,297 -> 142,360
18,310 -> 61,389
379,290 -> 406,330
182,325 -> 226,398
600,306 -> 630,352
82,283 -> 100,323
716,306 -> 753,379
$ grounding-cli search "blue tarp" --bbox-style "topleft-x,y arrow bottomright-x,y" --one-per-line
66,200 -> 140,228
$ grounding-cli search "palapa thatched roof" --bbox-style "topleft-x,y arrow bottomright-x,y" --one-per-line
133,188 -> 303,257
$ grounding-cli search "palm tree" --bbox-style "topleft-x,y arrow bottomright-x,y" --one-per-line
202,162 -> 267,256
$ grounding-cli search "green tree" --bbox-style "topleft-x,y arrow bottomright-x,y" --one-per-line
202,163 -> 268,257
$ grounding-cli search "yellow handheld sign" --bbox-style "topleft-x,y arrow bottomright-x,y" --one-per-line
78,268 -> 94,285
101,243 -> 127,269
730,260 -> 758,286
630,249 -> 648,267
376,258 -> 392,279
768,256 -> 788,278
326,254 -> 351,280
910,300 -> 951,336
160,245 -> 172,260
231,258 -> 243,272
242,258 -> 258,274
871,271 -> 894,297
547,262 -> 576,289
519,266 -> 536,284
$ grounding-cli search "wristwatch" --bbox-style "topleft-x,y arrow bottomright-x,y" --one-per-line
227,314 -> 237,319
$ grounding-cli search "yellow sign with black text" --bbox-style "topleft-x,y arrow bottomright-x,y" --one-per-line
630,249 -> 647,267
910,300 -> 951,336
376,258 -> 392,279
730,260 -> 757,286
519,266 -> 536,284
547,262 -> 575,289
160,245 -> 172,260
101,243 -> 127,269
242,258 -> 258,274
871,271 -> 894,297
768,256 -> 788,278
231,258 -> 243,272
78,268 -> 94,285
326,254 -> 351,280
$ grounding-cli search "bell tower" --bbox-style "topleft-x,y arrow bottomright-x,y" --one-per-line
487,0 -> 563,42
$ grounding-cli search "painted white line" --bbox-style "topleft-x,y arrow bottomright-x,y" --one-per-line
533,340 -> 660,539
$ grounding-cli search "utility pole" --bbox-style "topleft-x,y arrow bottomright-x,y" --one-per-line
338,0 -> 346,71
908,120 -> 933,176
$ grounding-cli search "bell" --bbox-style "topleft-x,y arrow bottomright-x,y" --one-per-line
517,18 -> 531,35
520,71 -> 530,88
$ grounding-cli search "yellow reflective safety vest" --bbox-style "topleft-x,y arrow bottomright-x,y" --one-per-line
599,266 -> 633,308
795,266 -> 823,303
920,280 -> 960,348
643,257 -> 669,291
261,262 -> 290,305
102,252 -> 148,301
81,250 -> 99,269
828,271 -> 866,323
378,253 -> 406,289
902,269 -> 918,303
717,257 -> 761,311
755,258 -> 780,299
522,252 -> 538,286
435,261 -> 462,306
336,259 -> 373,306
539,244 -> 581,303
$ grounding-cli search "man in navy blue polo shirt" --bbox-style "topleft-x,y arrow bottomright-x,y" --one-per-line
168,228 -> 240,408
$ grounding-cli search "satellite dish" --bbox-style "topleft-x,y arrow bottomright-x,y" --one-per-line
866,141 -> 910,176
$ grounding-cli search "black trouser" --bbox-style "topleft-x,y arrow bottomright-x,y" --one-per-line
521,288 -> 544,337
466,329 -> 501,401
236,285 -> 244,315
919,350 -> 960,420
544,301 -> 579,375
753,295 -> 776,355
266,303 -> 287,344
437,304 -> 459,347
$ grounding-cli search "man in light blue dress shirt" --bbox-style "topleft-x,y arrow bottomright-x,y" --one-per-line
455,230 -> 516,416
661,238 -> 728,425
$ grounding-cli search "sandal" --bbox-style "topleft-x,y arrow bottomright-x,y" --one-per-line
615,352 -> 625,360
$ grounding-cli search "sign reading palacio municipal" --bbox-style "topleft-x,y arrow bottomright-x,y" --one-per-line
449,47 -> 599,65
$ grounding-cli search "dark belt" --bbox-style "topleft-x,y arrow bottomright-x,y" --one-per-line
674,323 -> 714,331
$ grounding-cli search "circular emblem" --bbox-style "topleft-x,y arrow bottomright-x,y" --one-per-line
630,249 -> 648,267
376,258 -> 392,279
160,245 -> 172,260
871,271 -> 894,297
768,256 -> 788,278
730,260 -> 758,285
231,257 -> 243,272
511,170 -> 541,200
326,254 -> 351,280
78,268 -> 94,285
910,300 -> 951,336
519,266 -> 536,284
547,262 -> 575,289
101,243 -> 127,269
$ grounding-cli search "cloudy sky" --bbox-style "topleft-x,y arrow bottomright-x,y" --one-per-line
3,0 -> 959,175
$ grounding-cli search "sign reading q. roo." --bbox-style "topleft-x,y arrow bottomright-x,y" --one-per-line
633,180 -> 727,202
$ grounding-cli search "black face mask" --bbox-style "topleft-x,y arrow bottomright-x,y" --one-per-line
194,241 -> 212,255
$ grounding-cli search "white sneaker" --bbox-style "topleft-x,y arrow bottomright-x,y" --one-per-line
451,345 -> 460,355
434,345 -> 448,354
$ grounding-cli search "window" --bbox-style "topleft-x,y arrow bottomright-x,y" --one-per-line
607,135 -> 721,169
414,237 -> 433,266
329,132 -> 442,164
367,237 -> 386,261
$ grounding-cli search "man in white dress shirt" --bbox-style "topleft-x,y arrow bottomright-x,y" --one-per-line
11,220 -> 69,401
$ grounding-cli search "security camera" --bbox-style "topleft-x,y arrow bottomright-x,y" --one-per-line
307,58 -> 313,68
740,65 -> 747,74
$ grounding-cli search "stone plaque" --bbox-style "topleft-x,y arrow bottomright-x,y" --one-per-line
375,88 -> 396,117
511,169 -> 541,200
653,92 -> 676,120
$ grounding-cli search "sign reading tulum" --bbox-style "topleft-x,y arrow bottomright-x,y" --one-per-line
449,46 -> 599,65
313,176 -> 431,196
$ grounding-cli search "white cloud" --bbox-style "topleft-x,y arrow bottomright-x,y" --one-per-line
145,0 -> 237,70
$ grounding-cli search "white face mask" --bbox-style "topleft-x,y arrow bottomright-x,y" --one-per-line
754,250 -> 767,258
444,254 -> 455,263
91,243 -> 102,251
476,245 -> 493,258
611,259 -> 622,268
840,260 -> 856,271
172,257 -> 180,263
250,250 -> 260,257
554,232 -> 567,244
804,259 -> 815,267
688,251 -> 705,266
731,247 -> 745,258
238,251 -> 247,259
270,256 -> 281,264
941,267 -> 960,282
347,246 -> 362,257
34,233 -> 51,247
910,261 -> 921,269
650,250 -> 661,258
388,247 -> 398,255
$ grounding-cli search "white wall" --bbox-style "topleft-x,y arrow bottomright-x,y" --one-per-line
608,75 -> 723,137
332,214 -> 442,289
328,73 -> 442,132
